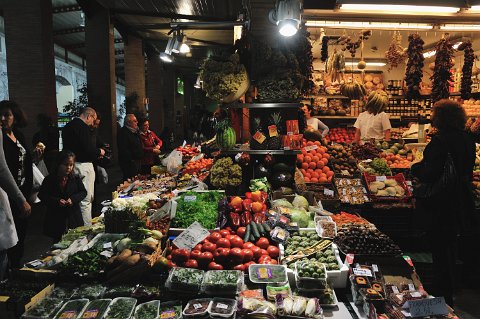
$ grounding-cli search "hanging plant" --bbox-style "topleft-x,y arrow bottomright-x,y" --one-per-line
321,36 -> 329,62
458,41 -> 474,100
385,31 -> 406,72
431,35 -> 454,103
404,33 -> 425,99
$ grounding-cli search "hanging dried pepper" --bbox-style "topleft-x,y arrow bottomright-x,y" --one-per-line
431,35 -> 454,103
458,41 -> 474,100
404,34 -> 424,99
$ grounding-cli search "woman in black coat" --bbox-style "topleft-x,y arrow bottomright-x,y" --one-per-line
38,150 -> 87,243
0,100 -> 33,268
411,99 -> 477,306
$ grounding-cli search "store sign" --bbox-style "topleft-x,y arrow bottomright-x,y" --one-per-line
406,297 -> 448,317
173,222 -> 210,250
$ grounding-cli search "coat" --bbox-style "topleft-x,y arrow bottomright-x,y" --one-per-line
0,133 -> 24,250
139,130 -> 162,166
411,129 -> 478,237
117,126 -> 143,178
38,173 -> 87,239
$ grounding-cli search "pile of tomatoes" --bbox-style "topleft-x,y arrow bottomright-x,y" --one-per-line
183,158 -> 214,175
167,228 -> 279,272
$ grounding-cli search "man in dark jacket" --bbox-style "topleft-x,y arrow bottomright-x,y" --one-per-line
118,114 -> 143,179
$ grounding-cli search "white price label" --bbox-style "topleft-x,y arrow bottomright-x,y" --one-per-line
376,176 -> 387,182
172,221 -> 210,250
392,286 -> 400,294
406,297 -> 449,317
303,145 -> 319,152
193,304 -> 203,310
216,303 -> 228,310
372,264 -> 379,272
408,283 -> 416,291
103,242 -> 112,249
353,267 -> 373,277
184,195 -> 197,202
341,170 -> 350,176
323,188 -> 334,197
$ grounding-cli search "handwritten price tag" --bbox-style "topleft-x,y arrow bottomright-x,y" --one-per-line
184,195 -> 197,202
375,176 -> 387,182
173,222 -> 210,250
353,267 -> 373,277
407,297 -> 449,317
303,145 -> 319,152
323,188 -> 335,197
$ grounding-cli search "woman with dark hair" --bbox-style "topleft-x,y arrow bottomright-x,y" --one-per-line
138,118 -> 162,175
301,104 -> 329,139
38,150 -> 86,243
354,91 -> 391,144
411,99 -> 477,306
0,100 -> 33,268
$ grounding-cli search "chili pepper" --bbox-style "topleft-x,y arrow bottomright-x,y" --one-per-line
254,212 -> 265,223
244,211 -> 253,224
240,213 -> 247,226
229,212 -> 241,227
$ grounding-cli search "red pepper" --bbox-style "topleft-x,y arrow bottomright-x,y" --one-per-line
229,212 -> 241,227
242,199 -> 253,211
245,192 -> 252,199
261,203 -> 267,213
244,211 -> 253,224
260,191 -> 268,203
254,212 -> 266,223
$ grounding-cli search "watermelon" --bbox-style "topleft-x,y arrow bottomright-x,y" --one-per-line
216,120 -> 236,150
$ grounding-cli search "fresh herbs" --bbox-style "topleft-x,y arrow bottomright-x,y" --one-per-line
202,270 -> 242,293
24,298 -> 63,317
172,191 -> 223,229
62,248 -> 108,276
71,284 -> 106,300
105,298 -> 137,319
80,299 -> 111,319
134,301 -> 159,319
104,208 -> 140,233
167,267 -> 204,292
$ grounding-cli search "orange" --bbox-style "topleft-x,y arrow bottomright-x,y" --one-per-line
321,158 -> 328,165
320,173 -> 327,179
309,149 -> 317,156
327,176 -> 332,182
301,162 -> 309,170
312,156 -> 320,163
304,177 -> 310,182
317,161 -> 324,169
322,166 -> 330,173
300,168 -> 306,175
307,168 -> 314,174
311,177 -> 319,183
314,141 -> 321,146
319,177 -> 328,183
308,162 -> 316,169
304,156 -> 311,163
326,171 -> 334,178
297,154 -> 304,162
307,141 -> 314,146
323,153 -> 330,160
312,172 -> 320,179
317,148 -> 325,155
304,173 -> 311,178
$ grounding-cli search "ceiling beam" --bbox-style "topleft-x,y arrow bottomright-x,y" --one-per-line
53,5 -> 82,14
111,8 -> 236,22
53,27 -> 85,36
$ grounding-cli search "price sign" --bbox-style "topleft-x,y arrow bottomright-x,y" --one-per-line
324,188 -> 335,197
375,176 -> 387,182
253,131 -> 266,144
407,297 -> 449,317
103,242 -> 112,249
353,267 -> 373,277
341,170 -> 350,176
193,304 -> 203,309
173,221 -> 210,250
217,303 -> 228,310
184,195 -> 197,202
268,125 -> 278,137
303,145 -> 319,152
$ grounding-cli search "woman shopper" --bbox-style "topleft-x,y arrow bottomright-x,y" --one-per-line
38,150 -> 86,243
139,118 -> 162,175
354,91 -> 391,144
411,99 -> 477,306
0,100 -> 33,269
301,104 -> 329,139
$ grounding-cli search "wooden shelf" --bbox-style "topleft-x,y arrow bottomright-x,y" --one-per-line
223,102 -> 302,109
314,115 -> 401,120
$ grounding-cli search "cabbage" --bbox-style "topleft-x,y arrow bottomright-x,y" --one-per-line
290,208 -> 310,228
292,195 -> 309,210
272,198 -> 293,208
307,220 -> 316,228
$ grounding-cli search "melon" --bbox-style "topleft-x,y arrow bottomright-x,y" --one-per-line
215,119 -> 236,150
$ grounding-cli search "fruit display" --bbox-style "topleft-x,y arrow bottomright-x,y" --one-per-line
227,191 -> 268,229
210,157 -> 242,188
376,141 -> 408,156
116,174 -> 176,196
331,212 -> 370,227
297,140 -> 333,183
182,157 -> 214,176
390,127 -> 409,140
366,177 -> 409,199
267,112 -> 283,150
340,82 -> 366,100
462,98 -> 480,117
176,145 -> 200,159
326,143 -> 358,176
351,143 -> 381,160
334,178 -> 369,205
295,260 -> 327,289
326,127 -> 355,144
172,191 -> 224,229
282,230 -> 333,265
334,223 -> 402,255
381,154 -> 412,169
215,119 -> 237,150
359,158 -> 392,176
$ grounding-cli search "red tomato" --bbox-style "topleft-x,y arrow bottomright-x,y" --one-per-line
225,234 -> 236,241
233,264 -> 246,272
258,255 -> 271,263
171,249 -> 190,264
230,236 -> 244,248
208,262 -> 224,270
167,260 -> 177,269
193,244 -> 202,251
256,237 -> 270,249
244,261 -> 256,270
209,232 -> 222,243
219,229 -> 230,237
229,247 -> 244,264
198,252 -> 214,268
267,259 -> 278,265
216,238 -> 231,249
190,250 -> 202,260
242,249 -> 254,262
267,245 -> 280,258
236,227 -> 247,237
213,248 -> 230,264
243,242 -> 255,250
260,249 -> 269,256
201,242 -> 217,253
251,246 -> 262,260
184,259 -> 199,268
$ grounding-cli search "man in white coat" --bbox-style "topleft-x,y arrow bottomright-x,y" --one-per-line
0,123 -> 31,279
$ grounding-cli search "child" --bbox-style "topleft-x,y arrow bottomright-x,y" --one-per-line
38,150 -> 87,243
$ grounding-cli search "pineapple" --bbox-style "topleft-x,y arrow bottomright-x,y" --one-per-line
267,112 -> 283,150
250,117 -> 267,150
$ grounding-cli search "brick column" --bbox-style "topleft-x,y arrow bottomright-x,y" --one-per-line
124,34 -> 146,117
146,49 -> 164,134
84,2 -> 117,155
3,0 -> 57,144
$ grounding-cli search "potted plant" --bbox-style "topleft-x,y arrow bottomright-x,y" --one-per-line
199,54 -> 249,103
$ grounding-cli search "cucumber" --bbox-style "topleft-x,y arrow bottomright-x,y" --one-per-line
244,224 -> 251,242
250,221 -> 260,239
262,222 -> 272,232
250,233 -> 255,242
256,223 -> 265,236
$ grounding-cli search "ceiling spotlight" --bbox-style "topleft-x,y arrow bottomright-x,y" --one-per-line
179,36 -> 190,54
270,0 -> 302,37
194,75 -> 202,89
171,31 -> 182,54
160,37 -> 174,63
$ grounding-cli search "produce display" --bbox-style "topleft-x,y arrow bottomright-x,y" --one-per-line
182,157 -> 213,176
295,260 -> 327,289
334,224 -> 402,255
215,119 -> 237,150
116,174 -> 176,196
104,297 -> 137,319
334,178 -> 369,205
404,33 -> 424,99
380,153 -> 412,169
79,299 -> 111,319
210,157 -> 242,188
183,299 -> 211,316
463,98 -> 480,117
23,298 -> 63,318
166,267 -> 205,292
331,212 -> 370,227
359,158 -> 392,176
366,177 -> 408,198
176,145 -> 200,160
351,143 -> 381,160
172,191 -> 223,229
326,127 -> 355,144
431,36 -> 454,103
327,143 -> 358,175
202,270 -> 243,294
54,299 -> 89,319
134,300 -> 160,319
297,140 -> 333,183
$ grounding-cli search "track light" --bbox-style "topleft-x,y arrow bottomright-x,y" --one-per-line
160,37 -> 174,63
179,35 -> 190,54
194,75 -> 202,89
269,0 -> 302,37
171,31 -> 182,54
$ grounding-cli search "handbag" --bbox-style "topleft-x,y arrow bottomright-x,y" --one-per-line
413,152 -> 458,199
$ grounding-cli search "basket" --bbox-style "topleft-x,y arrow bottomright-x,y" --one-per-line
363,173 -> 412,202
